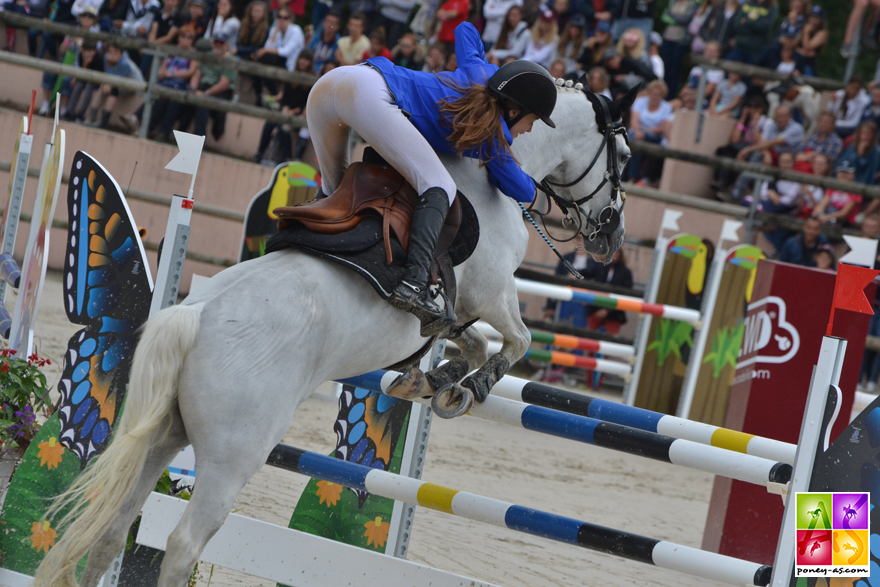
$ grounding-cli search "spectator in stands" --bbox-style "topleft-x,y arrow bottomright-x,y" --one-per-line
862,85 -> 880,127
813,160 -> 864,227
308,11 -> 340,73
731,104 -> 804,200
859,214 -> 880,393
758,22 -> 806,76
422,43 -> 447,72
143,0 -> 182,76
189,29 -> 238,140
482,0 -> 522,51
361,25 -> 391,60
813,244 -> 836,270
255,48 -> 313,162
377,0 -> 417,48
71,0 -> 104,19
487,5 -> 529,63
443,51 -> 458,71
838,121 -> 880,187
648,32 -> 664,80
335,12 -> 370,65
391,32 -> 424,69
587,65 -> 612,98
828,76 -> 871,139
796,6 -> 826,76
728,0 -> 778,65
777,215 -> 827,266
659,0 -> 698,99
584,248 -> 633,335
552,13 -> 586,76
123,27 -> 197,138
775,0 -> 805,39
98,0 -> 130,33
687,0 -> 712,53
251,6 -> 303,101
434,0 -> 470,53
549,0 -> 574,32
181,0 -> 209,39
235,0 -> 269,60
617,26 -> 651,71
206,0 -> 241,51
115,0 -> 159,39
697,0 -> 738,56
64,38 -> 102,122
350,0 -> 378,34
736,103 -> 804,165
794,111 -> 843,172
549,59 -> 565,78
89,43 -> 145,128
798,152 -> 832,217
626,79 -> 674,184
713,95 -> 768,193
685,40 -> 724,101
708,70 -> 745,117
521,8 -> 558,68
543,235 -> 596,330
841,0 -> 880,58
607,0 -> 656,41
753,152 -> 801,246
602,45 -> 655,96
578,19 -> 613,68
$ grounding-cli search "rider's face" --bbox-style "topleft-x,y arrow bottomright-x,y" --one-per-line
509,112 -> 539,138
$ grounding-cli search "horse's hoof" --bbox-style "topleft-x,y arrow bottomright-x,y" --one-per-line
460,375 -> 490,403
431,384 -> 474,419
386,368 -> 429,400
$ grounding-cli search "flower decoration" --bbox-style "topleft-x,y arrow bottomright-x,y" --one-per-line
363,516 -> 390,549
37,437 -> 64,469
315,480 -> 343,507
30,520 -> 57,553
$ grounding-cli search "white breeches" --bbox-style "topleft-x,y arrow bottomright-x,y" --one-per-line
306,64 -> 458,204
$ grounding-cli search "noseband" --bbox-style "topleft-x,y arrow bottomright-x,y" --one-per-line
533,88 -> 628,243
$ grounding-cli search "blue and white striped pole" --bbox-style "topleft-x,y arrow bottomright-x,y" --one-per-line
266,444 -> 772,587
337,371 -> 791,490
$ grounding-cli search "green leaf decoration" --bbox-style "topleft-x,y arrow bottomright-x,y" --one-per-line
648,319 -> 694,367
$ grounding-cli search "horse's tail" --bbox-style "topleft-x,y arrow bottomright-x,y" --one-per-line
34,303 -> 204,587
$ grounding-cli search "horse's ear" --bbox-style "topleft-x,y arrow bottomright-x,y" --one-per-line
578,72 -> 588,87
614,85 -> 640,118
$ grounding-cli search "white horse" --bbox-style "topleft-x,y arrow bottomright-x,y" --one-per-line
35,82 -> 636,587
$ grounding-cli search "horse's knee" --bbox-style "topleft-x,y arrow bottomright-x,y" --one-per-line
507,326 -> 531,360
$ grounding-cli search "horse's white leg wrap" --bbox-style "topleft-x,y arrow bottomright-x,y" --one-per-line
306,64 -> 457,203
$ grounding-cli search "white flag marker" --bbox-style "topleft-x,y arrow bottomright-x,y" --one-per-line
840,235 -> 879,268
719,220 -> 743,247
660,209 -> 682,233
165,130 -> 205,198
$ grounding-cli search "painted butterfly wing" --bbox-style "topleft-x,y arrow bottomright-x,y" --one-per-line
334,386 -> 411,506
58,152 -> 153,467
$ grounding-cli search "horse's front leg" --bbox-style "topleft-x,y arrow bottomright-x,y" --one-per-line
460,282 -> 530,403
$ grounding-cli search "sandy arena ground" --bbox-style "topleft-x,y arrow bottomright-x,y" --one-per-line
31,270 -> 743,587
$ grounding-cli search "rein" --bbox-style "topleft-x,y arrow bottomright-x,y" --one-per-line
524,85 -> 628,276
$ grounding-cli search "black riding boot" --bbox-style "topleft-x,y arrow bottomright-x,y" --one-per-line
389,187 -> 456,337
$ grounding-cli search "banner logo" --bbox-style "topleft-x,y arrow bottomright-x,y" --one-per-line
737,296 -> 800,369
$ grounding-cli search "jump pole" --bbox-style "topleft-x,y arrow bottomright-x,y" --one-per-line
484,339 -> 633,379
338,372 -> 792,490
474,321 -> 636,360
488,372 -> 797,464
263,443 -> 773,587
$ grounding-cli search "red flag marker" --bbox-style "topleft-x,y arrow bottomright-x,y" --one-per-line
827,263 -> 880,335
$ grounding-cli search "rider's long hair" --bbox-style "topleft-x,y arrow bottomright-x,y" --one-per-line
436,76 -> 518,166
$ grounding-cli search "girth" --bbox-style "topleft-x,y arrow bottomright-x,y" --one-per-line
274,161 -> 463,265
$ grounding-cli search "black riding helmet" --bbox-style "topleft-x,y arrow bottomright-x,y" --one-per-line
488,60 -> 557,129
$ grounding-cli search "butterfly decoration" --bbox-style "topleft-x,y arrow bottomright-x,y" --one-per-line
57,152 -> 153,467
334,386 -> 411,507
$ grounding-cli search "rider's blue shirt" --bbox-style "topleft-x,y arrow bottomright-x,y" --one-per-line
365,22 -> 536,203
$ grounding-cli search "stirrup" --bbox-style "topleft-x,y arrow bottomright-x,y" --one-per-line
417,289 -> 456,337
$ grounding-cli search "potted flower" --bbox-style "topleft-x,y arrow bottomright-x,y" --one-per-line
0,349 -> 51,501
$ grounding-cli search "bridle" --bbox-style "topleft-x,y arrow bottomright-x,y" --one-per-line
531,87 -> 628,243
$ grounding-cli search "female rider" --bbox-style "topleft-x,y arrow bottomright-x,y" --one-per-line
306,21 -> 558,336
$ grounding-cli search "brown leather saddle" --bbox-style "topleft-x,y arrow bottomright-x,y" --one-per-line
275,161 -> 463,267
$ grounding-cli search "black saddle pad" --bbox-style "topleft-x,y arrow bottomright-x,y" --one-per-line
265,194 -> 480,300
